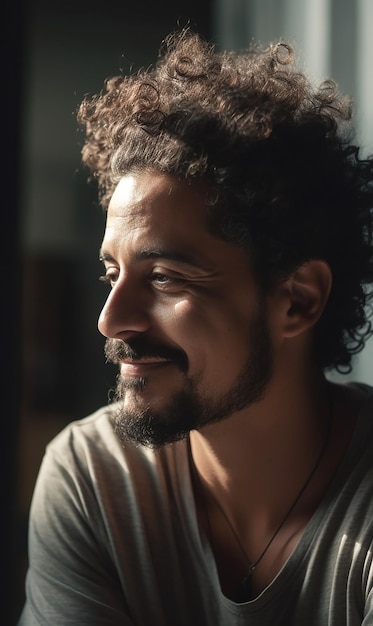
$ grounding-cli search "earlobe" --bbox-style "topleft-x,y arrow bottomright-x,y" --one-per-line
283,260 -> 332,338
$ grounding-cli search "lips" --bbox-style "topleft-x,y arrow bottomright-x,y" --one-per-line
120,357 -> 172,376
105,338 -> 189,374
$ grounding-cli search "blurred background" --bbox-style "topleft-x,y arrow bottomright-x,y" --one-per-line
6,0 -> 373,622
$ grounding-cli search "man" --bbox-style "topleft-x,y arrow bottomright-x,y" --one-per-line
18,29 -> 373,625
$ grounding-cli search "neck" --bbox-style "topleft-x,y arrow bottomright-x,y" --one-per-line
189,366 -> 331,534
188,364 -> 363,601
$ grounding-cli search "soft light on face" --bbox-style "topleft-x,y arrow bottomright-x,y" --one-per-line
98,170 -> 274,446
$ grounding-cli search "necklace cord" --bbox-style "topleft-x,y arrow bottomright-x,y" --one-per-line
188,388 -> 333,584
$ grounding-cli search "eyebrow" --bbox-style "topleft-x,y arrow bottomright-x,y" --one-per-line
99,247 -> 213,272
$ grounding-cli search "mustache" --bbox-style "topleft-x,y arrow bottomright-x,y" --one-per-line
104,337 -> 188,373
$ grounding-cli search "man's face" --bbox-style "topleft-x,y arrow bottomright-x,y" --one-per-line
98,171 -> 274,446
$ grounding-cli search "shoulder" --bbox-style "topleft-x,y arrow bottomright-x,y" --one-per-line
42,403 -> 189,493
29,404 -> 192,550
327,382 -> 373,516
329,380 -> 373,445
48,403 -> 124,457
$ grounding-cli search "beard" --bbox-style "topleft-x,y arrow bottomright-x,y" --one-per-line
105,305 -> 273,448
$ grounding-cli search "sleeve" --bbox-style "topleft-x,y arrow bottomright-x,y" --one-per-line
17,433 -> 134,626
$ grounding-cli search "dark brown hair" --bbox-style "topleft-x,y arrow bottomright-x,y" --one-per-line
77,28 -> 373,372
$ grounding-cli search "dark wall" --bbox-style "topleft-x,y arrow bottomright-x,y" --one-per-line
4,1 -> 26,623
21,1 -> 213,418
13,2 -> 212,623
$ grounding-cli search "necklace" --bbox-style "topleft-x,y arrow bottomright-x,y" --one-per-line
189,397 -> 333,602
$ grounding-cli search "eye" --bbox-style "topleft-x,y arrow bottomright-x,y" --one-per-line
151,272 -> 173,284
99,268 -> 119,287
149,270 -> 185,291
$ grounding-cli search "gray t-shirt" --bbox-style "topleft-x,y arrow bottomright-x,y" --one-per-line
18,386 -> 373,625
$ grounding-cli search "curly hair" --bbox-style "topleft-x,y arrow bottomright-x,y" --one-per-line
77,28 -> 373,373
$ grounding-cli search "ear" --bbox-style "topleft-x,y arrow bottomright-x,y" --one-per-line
281,260 -> 332,338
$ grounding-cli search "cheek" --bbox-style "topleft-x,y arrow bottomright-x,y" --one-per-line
151,297 -> 200,325
172,299 -> 247,364
173,298 -> 218,335
150,298 -> 207,341
171,299 -> 211,343
150,298 -> 194,326
154,296 -> 252,358
173,299 -> 194,318
162,298 -> 216,344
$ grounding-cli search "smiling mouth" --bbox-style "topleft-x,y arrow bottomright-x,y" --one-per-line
120,358 -> 172,376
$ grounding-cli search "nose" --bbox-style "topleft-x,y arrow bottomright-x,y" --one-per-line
98,280 -> 151,340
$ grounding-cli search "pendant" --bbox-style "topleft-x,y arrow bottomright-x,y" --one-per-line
235,566 -> 255,603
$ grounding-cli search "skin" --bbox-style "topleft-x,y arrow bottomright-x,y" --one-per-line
99,171 -> 274,444
98,169 -> 363,600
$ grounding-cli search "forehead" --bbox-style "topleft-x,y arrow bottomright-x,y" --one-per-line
103,172 -> 207,263
106,171 -> 211,236
102,171 -> 250,266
